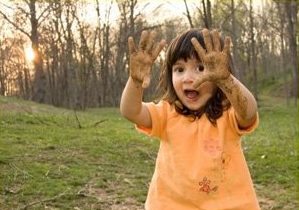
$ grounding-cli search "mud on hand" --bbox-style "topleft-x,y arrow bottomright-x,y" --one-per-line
128,30 -> 166,88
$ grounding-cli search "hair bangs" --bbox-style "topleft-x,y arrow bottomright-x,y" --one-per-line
169,29 -> 205,66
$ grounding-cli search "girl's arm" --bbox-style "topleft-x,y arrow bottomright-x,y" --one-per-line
217,75 -> 257,128
120,31 -> 166,128
120,77 -> 152,128
191,29 -> 257,128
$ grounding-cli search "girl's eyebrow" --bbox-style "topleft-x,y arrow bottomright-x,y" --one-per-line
173,60 -> 184,66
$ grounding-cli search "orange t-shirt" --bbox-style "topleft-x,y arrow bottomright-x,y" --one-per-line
137,100 -> 260,210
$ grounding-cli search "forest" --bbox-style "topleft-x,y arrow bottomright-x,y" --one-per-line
0,0 -> 298,109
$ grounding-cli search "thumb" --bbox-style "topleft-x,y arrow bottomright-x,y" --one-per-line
193,76 -> 208,89
142,75 -> 151,88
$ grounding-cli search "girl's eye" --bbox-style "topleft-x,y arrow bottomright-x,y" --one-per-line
174,67 -> 184,73
197,65 -> 204,72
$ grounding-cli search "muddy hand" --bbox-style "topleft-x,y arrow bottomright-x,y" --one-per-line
191,29 -> 231,89
128,30 -> 166,88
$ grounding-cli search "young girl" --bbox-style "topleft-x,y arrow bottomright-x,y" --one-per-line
120,28 -> 260,210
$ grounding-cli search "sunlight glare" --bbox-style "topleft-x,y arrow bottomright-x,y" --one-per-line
24,46 -> 35,63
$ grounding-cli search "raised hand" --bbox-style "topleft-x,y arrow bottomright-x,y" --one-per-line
191,29 -> 231,88
128,30 -> 166,88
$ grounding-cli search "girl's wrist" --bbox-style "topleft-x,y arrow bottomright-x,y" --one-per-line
216,73 -> 233,86
129,76 -> 143,88
215,74 -> 235,95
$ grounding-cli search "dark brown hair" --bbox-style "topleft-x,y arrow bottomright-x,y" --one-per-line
157,29 -> 234,125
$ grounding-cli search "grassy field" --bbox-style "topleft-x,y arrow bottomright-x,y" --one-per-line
0,95 -> 298,210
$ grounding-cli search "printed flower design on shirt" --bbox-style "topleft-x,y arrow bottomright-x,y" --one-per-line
203,139 -> 222,158
199,177 -> 218,194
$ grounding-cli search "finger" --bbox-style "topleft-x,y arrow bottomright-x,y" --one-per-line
211,29 -> 221,52
151,39 -> 167,60
128,37 -> 137,55
142,74 -> 150,88
191,37 -> 206,62
223,36 -> 231,55
202,28 -> 213,52
139,30 -> 149,51
145,31 -> 156,53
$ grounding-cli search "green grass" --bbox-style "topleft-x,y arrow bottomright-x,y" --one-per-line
242,96 -> 298,209
0,95 -> 298,210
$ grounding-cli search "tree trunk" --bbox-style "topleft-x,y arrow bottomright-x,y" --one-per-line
277,3 -> 290,105
285,1 -> 298,105
230,0 -> 243,81
29,0 -> 47,103
0,49 -> 6,95
184,0 -> 194,28
65,4 -> 79,109
249,0 -> 258,101
114,0 -> 138,106
202,0 -> 212,28
102,24 -> 110,106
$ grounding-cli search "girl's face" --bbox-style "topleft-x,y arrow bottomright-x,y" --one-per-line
172,57 -> 217,111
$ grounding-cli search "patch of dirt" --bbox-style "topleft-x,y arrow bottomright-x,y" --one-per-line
258,197 -> 276,209
255,183 -> 298,210
0,102 -> 32,113
77,179 -> 144,210
77,182 -> 298,210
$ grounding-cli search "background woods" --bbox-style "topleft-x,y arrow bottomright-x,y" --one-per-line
0,0 -> 298,109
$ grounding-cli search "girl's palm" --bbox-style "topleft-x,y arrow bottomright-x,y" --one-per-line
128,31 -> 166,88
191,29 -> 231,88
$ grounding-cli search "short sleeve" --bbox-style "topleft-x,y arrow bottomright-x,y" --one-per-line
136,100 -> 168,139
228,107 -> 259,136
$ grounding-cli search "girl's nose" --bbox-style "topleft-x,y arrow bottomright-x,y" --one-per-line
183,69 -> 196,83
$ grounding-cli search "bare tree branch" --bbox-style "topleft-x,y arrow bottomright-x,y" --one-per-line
37,3 -> 53,27
183,0 -> 194,28
18,190 -> 69,210
0,10 -> 31,38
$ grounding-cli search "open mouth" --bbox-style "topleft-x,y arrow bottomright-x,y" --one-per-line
184,89 -> 199,100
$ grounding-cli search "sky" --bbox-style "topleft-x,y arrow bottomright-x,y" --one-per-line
0,0 -> 267,63
81,0 -> 199,25
81,0 -> 266,25
0,0 -> 267,32
3,0 -> 272,70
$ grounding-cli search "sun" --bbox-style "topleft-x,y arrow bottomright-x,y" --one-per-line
24,46 -> 35,63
